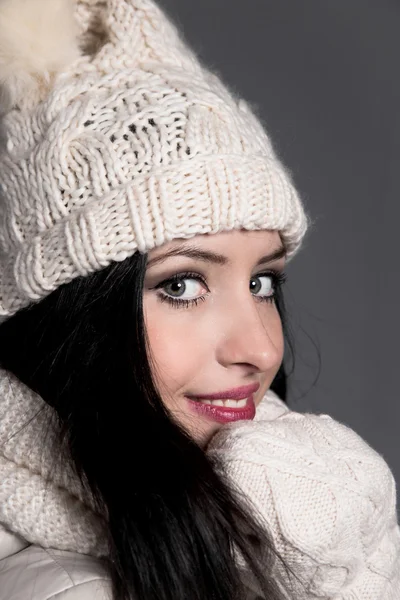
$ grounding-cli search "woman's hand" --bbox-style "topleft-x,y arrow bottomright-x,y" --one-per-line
207,407 -> 400,598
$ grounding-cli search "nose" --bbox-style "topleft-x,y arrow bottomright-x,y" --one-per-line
215,297 -> 283,374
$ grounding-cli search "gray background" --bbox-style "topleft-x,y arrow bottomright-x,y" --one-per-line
159,0 -> 400,501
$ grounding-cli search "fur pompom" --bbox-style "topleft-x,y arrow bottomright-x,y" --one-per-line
0,0 -> 81,112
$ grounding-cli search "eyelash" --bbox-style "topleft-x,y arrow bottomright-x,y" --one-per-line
154,270 -> 287,310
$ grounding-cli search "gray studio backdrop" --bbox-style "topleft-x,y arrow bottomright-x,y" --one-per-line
159,0 -> 400,504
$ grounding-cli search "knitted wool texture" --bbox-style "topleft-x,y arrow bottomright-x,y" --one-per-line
208,404 -> 400,599
1,369 -> 399,599
0,0 -> 309,317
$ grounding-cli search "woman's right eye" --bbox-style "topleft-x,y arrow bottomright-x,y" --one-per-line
161,276 -> 207,300
154,272 -> 209,309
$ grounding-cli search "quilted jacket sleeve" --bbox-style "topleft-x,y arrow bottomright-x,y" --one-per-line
206,398 -> 400,599
46,580 -> 111,600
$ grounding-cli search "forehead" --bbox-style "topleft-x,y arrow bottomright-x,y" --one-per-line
147,229 -> 283,262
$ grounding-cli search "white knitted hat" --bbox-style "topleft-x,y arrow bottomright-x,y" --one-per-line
0,0 -> 310,317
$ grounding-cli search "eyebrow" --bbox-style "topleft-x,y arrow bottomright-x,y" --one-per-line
146,243 -> 287,268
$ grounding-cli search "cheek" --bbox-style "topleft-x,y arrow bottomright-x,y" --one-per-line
255,309 -> 285,395
144,298 -> 208,394
272,312 -> 285,359
271,314 -> 285,377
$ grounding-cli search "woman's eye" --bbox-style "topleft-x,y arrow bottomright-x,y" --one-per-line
153,272 -> 209,309
250,274 -> 274,298
162,277 -> 206,300
250,271 -> 287,303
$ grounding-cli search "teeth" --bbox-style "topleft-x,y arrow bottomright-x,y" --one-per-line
199,398 -> 247,408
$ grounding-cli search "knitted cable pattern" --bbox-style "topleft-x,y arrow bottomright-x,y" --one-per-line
0,0 -> 309,317
208,407 -> 400,599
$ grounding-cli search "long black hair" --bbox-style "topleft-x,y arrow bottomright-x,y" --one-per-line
0,248 -> 304,600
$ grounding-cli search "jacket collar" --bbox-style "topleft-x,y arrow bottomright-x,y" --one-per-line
0,524 -> 30,561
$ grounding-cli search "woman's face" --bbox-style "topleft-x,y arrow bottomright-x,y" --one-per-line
143,228 -> 286,447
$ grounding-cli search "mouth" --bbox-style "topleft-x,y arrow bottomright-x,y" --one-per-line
191,397 -> 249,408
185,394 -> 256,424
186,382 -> 260,401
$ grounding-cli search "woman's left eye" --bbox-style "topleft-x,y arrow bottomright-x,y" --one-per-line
153,270 -> 287,310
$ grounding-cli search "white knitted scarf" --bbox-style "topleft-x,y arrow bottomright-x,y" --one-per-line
0,369 -> 108,557
0,367 -> 287,559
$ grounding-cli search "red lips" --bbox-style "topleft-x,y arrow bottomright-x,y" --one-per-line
187,382 -> 260,401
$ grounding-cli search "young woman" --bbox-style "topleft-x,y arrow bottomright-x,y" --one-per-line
0,1 -> 399,600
